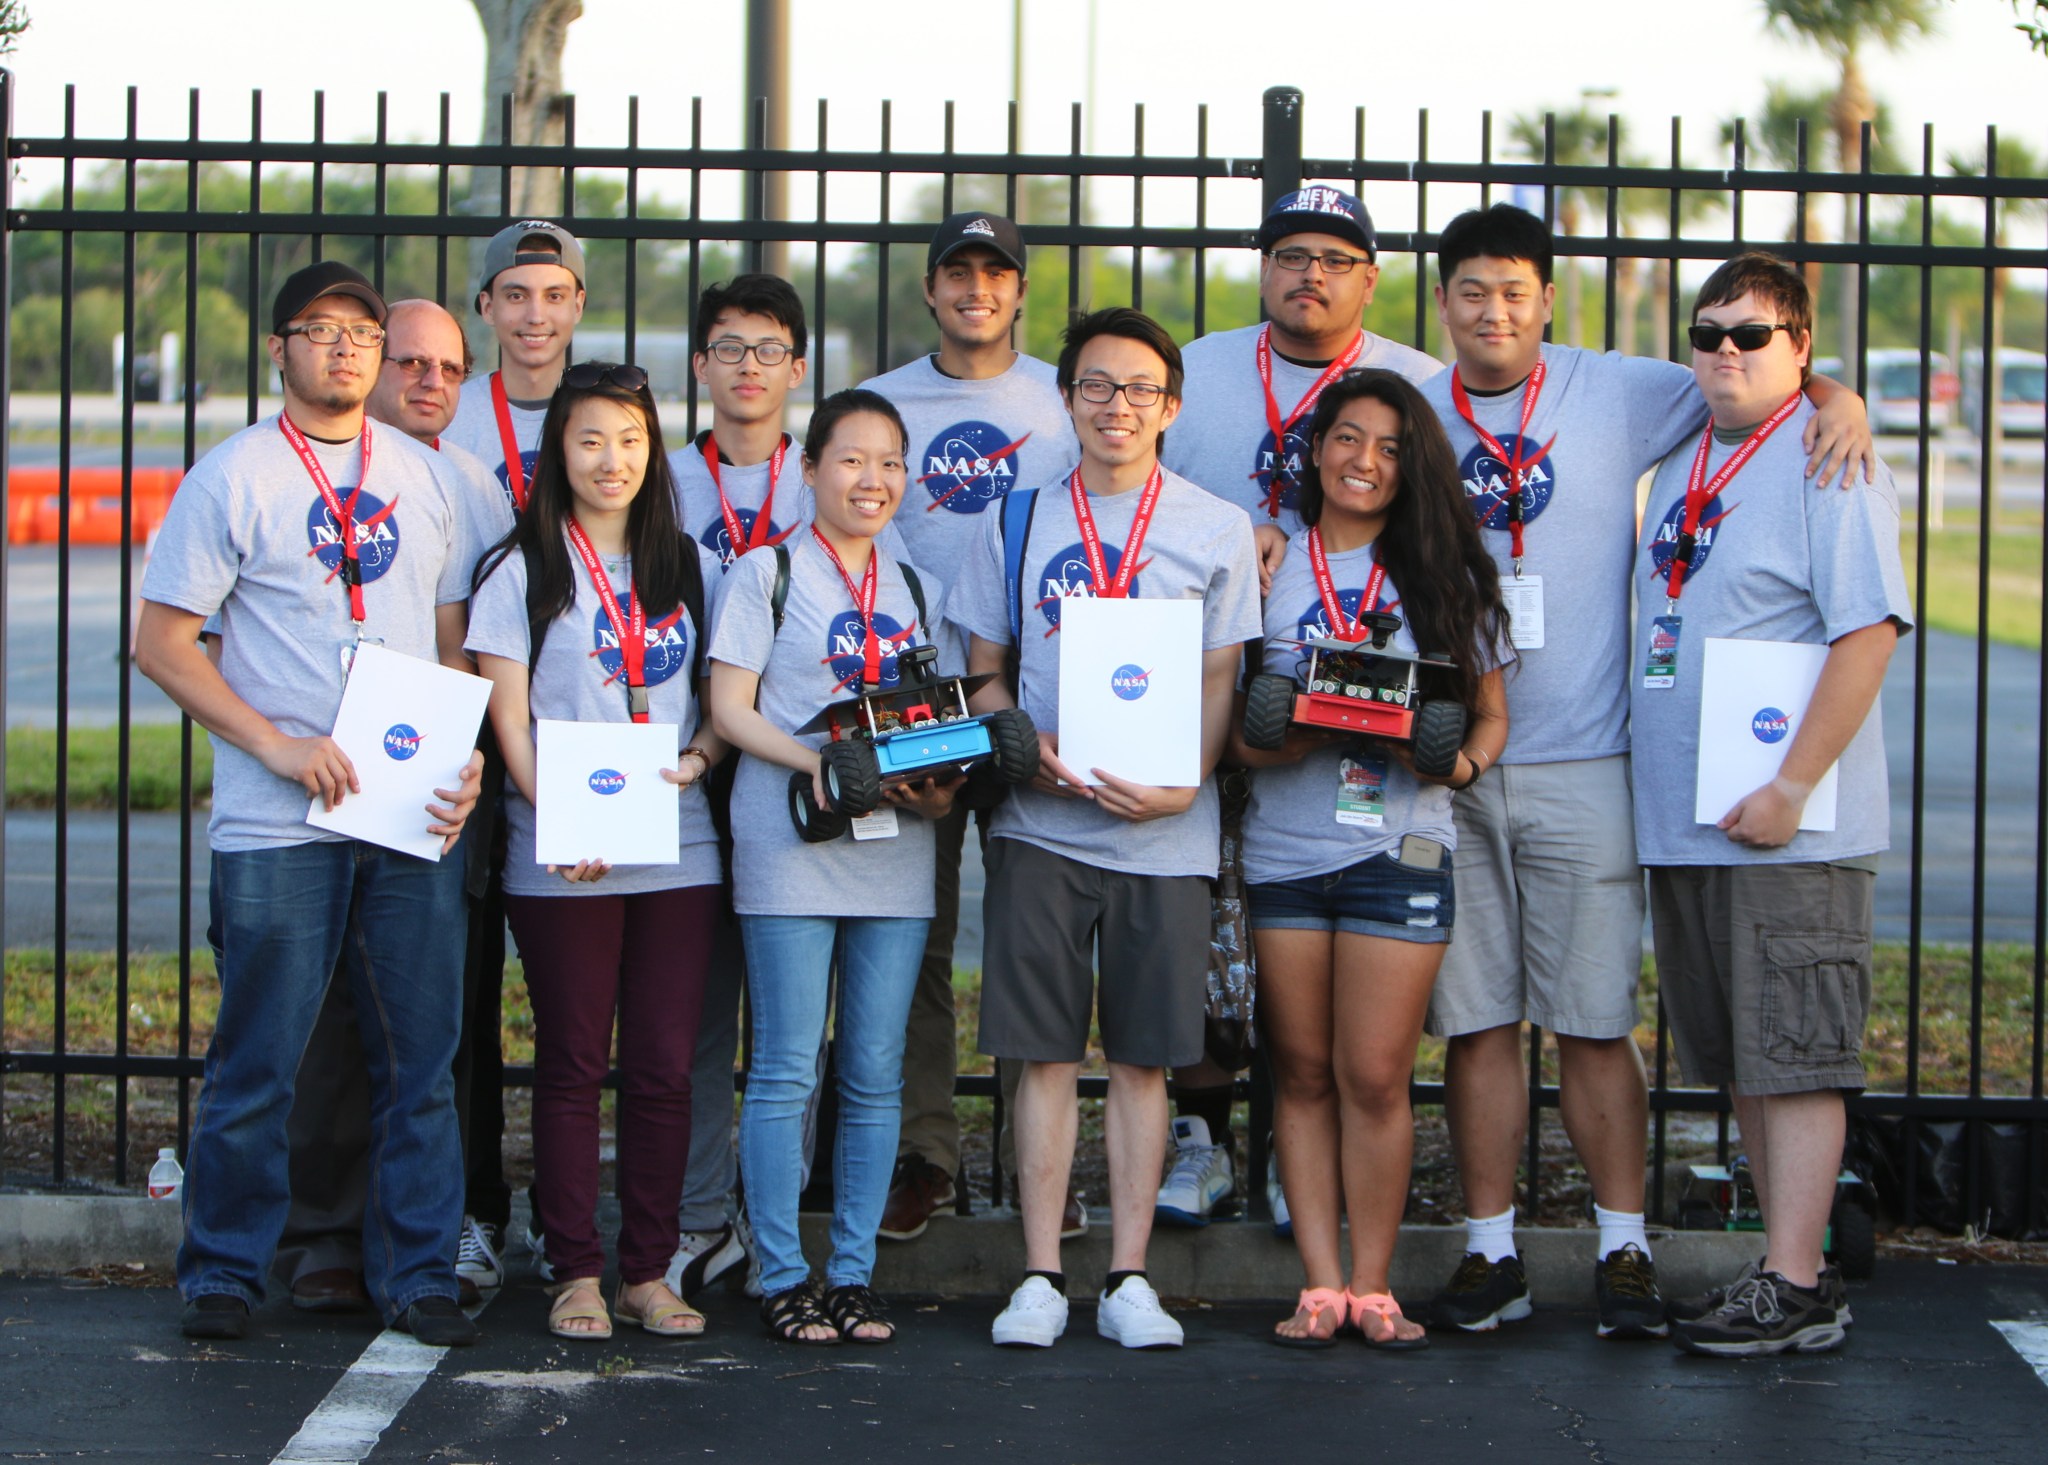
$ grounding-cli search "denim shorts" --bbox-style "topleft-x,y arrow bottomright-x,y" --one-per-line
1247,848 -> 1455,943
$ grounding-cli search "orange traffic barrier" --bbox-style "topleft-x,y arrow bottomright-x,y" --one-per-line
5,466 -> 184,546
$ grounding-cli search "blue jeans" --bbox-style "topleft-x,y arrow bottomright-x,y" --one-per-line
737,914 -> 928,1296
179,840 -> 467,1322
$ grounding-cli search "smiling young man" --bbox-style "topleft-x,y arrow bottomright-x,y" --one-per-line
857,213 -> 1080,1245
952,308 -> 1259,1350
1415,204 -> 1875,1341
1635,253 -> 1908,1357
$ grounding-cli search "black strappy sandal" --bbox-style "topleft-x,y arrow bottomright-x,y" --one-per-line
823,1283 -> 895,1344
760,1282 -> 839,1345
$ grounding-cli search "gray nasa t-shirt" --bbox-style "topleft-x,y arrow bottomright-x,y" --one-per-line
1239,534 -> 1459,885
466,535 -> 725,896
947,468 -> 1263,878
141,416 -> 471,851
708,533 -> 945,918
1418,344 -> 1707,765
668,431 -> 815,571
1630,401 -> 1912,866
1166,323 -> 1444,536
856,353 -> 1079,571
441,374 -> 546,522
437,437 -> 518,577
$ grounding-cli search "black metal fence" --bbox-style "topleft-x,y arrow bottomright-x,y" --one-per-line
3,73 -> 2046,1234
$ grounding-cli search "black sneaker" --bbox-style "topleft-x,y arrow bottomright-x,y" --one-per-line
1821,1263 -> 1853,1328
1431,1252 -> 1533,1331
1671,1271 -> 1843,1357
395,1296 -> 479,1348
1594,1244 -> 1669,1339
1665,1256 -> 1761,1327
181,1294 -> 250,1341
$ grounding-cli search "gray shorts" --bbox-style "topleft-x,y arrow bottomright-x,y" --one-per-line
1427,754 -> 1645,1040
976,836 -> 1211,1068
1647,861 -> 1873,1096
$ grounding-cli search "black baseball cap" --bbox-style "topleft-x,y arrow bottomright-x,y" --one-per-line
475,220 -> 588,309
271,261 -> 387,335
927,212 -> 1028,275
1257,187 -> 1378,260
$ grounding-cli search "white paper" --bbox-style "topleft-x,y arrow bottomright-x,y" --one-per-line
533,719 -> 682,866
306,643 -> 492,860
1694,637 -> 1839,831
1054,596 -> 1203,788
1498,574 -> 1545,649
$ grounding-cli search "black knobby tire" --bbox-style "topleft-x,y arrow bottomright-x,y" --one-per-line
821,738 -> 883,817
788,770 -> 850,844
1830,1193 -> 1877,1280
1242,673 -> 1297,752
987,707 -> 1041,785
1410,698 -> 1467,780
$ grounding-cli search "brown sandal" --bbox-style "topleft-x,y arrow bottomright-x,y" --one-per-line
546,1277 -> 613,1341
615,1280 -> 706,1337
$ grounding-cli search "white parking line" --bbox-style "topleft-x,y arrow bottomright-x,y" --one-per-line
1992,1320 -> 2048,1388
271,1299 -> 494,1465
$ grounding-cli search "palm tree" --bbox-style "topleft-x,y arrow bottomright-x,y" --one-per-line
1506,107 -> 1646,351
1722,81 -> 1855,305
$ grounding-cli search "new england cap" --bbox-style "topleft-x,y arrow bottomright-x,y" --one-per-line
1256,187 -> 1377,260
927,212 -> 1028,275
271,261 -> 387,334
475,219 -> 587,309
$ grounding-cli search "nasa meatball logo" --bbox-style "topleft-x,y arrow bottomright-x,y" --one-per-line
824,611 -> 915,691
382,724 -> 424,761
1647,492 -> 1740,580
588,768 -> 629,795
1110,664 -> 1152,701
1751,708 -> 1791,744
1459,435 -> 1557,531
592,596 -> 691,688
494,449 -> 542,511
305,488 -> 402,583
1033,542 -> 1144,632
698,509 -> 785,567
919,421 -> 1029,514
1250,424 -> 1316,515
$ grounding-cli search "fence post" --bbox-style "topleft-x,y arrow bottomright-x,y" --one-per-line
1259,85 -> 1303,215
0,65 -> 14,1169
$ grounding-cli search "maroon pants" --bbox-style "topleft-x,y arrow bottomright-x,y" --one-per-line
507,884 -> 719,1285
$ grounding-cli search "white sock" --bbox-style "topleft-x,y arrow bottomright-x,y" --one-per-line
1595,1205 -> 1651,1261
1465,1207 -> 1517,1263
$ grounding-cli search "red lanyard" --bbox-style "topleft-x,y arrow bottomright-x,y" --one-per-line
1450,361 -> 1554,573
281,414 -> 377,627
1306,528 -> 1388,642
1068,464 -> 1162,601
811,526 -> 884,687
489,372 -> 529,512
1256,325 -> 1365,519
702,433 -> 793,555
564,519 -> 649,721
1665,390 -> 1802,607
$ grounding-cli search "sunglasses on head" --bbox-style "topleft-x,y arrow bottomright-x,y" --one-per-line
561,362 -> 650,392
1687,322 -> 1796,353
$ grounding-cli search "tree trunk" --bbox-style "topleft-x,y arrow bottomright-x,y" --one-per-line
1614,258 -> 1642,358
468,0 -> 584,221
1831,49 -> 1874,369
1559,199 -> 1584,348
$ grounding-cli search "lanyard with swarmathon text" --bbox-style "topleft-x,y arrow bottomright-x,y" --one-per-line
489,372 -> 531,513
703,433 -> 793,556
1664,390 -> 1802,611
1068,464 -> 1163,611
811,526 -> 885,687
1256,325 -> 1365,520
282,414 -> 378,628
1449,361 -> 1554,577
1306,528 -> 1389,642
564,519 -> 650,721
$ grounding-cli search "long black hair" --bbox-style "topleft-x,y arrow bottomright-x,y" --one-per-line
473,363 -> 692,630
1297,368 -> 1508,711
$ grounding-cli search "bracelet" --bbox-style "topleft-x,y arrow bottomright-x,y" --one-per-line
680,745 -> 712,771
1450,748 -> 1488,792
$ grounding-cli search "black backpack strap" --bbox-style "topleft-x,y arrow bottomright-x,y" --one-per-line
521,536 -> 550,676
898,561 -> 929,639
770,543 -> 792,634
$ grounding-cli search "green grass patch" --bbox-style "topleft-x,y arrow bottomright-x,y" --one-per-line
1901,523 -> 2045,651
5,724 -> 212,810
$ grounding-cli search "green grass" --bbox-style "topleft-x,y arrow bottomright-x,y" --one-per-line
1901,522 -> 2045,651
5,724 -> 211,810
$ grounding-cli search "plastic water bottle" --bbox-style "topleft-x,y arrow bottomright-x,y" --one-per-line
147,1147 -> 183,1200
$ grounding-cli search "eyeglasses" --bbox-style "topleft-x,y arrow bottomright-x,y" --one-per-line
1267,247 -> 1372,276
282,321 -> 386,347
1688,322 -> 1796,353
385,355 -> 468,383
704,338 -> 796,366
562,362 -> 650,391
1069,377 -> 1170,408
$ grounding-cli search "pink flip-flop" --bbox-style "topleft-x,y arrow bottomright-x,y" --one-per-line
1346,1290 -> 1431,1351
1269,1286 -> 1346,1350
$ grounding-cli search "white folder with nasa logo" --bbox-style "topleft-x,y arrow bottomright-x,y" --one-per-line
534,718 -> 682,866
306,643 -> 493,860
1694,637 -> 1839,832
1054,596 -> 1203,788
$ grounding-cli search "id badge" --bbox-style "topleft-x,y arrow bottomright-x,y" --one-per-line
850,806 -> 902,841
1498,575 -> 1544,650
1335,753 -> 1388,828
1642,615 -> 1682,689
339,633 -> 384,678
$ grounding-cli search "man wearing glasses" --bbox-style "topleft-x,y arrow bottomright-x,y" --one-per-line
136,262 -> 485,1346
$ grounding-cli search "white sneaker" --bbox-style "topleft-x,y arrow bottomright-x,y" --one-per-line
992,1275 -> 1070,1348
523,1222 -> 554,1283
663,1222 -> 748,1299
1154,1116 -> 1234,1227
732,1199 -> 764,1299
1096,1275 -> 1184,1349
1266,1143 -> 1293,1240
454,1215 -> 503,1289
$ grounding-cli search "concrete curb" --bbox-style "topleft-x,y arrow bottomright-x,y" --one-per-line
1,1193 -> 1760,1302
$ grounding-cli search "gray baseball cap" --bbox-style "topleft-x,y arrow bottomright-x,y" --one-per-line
474,220 -> 587,309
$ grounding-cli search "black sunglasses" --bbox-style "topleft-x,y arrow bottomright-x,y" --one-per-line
1687,322 -> 1796,353
562,362 -> 650,392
